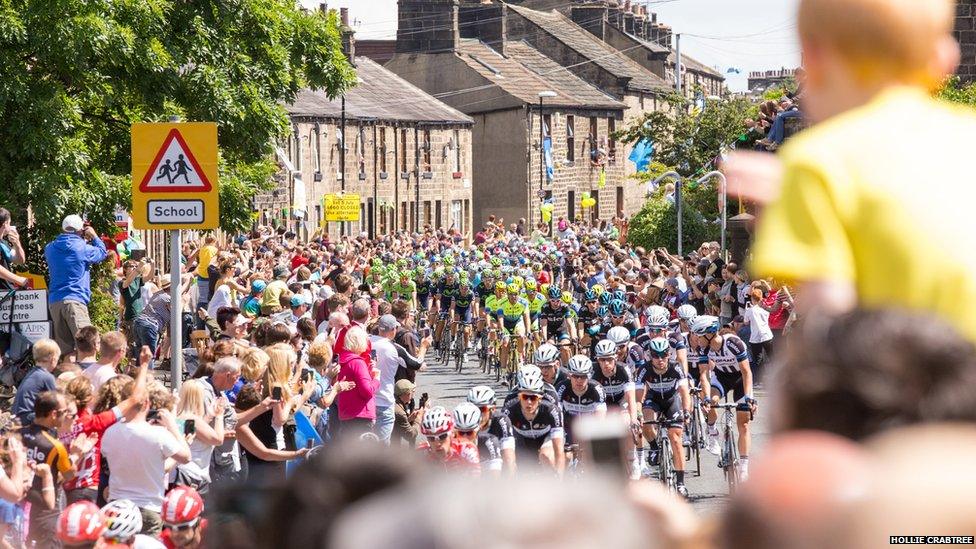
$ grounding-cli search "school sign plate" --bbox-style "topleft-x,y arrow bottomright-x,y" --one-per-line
132,123 -> 219,230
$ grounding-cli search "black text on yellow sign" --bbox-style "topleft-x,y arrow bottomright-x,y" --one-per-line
323,194 -> 361,223
131,122 -> 219,230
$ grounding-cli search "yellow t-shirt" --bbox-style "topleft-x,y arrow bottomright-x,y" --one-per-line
196,245 -> 218,278
751,87 -> 976,342
261,280 -> 288,309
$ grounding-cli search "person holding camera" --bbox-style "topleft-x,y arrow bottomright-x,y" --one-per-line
0,208 -> 27,290
44,215 -> 109,357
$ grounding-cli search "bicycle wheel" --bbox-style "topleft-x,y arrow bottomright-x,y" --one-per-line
455,330 -> 464,373
658,434 -> 674,490
724,424 -> 740,493
691,404 -> 704,476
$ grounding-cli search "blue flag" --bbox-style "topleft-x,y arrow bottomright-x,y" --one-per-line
628,138 -> 654,172
543,136 -> 554,181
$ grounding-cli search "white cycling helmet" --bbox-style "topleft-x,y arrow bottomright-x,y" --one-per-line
607,326 -> 631,346
566,355 -> 593,376
101,499 -> 143,541
677,304 -> 698,321
421,406 -> 454,436
646,305 -> 669,320
534,343 -> 560,365
594,339 -> 617,358
516,365 -> 545,394
467,385 -> 496,407
646,311 -> 670,331
690,315 -> 720,335
453,402 -> 482,431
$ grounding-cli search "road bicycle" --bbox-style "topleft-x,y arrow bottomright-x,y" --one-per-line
644,416 -> 680,493
436,311 -> 452,363
713,401 -> 750,493
687,386 -> 709,477
452,320 -> 469,373
500,330 -> 523,386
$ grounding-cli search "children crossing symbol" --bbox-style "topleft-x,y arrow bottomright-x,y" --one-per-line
138,129 -> 213,192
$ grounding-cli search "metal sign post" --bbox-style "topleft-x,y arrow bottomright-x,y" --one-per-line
170,229 -> 182,391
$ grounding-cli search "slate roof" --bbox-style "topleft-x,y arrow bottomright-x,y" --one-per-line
455,39 -> 625,110
606,21 -> 723,79
288,57 -> 473,125
507,4 -> 671,94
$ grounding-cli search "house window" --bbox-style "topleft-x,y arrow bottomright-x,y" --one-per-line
400,129 -> 408,174
591,190 -> 600,221
453,130 -> 461,173
379,203 -> 387,234
424,201 -> 432,225
315,204 -> 322,227
422,130 -> 432,172
616,186 -> 624,217
435,199 -> 442,229
379,127 -> 387,173
462,199 -> 469,234
360,203 -> 366,233
566,115 -> 575,162
402,201 -> 408,228
589,117 -> 598,158
451,200 -> 463,233
542,114 -> 552,138
358,126 -> 366,176
567,190 -> 576,222
314,126 -> 322,173
608,118 -> 616,161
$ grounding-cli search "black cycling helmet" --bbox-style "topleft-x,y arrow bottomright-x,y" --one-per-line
599,292 -> 614,306
547,286 -> 562,300
584,289 -> 598,302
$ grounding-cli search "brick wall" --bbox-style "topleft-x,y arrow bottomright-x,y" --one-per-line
281,119 -> 473,240
957,0 -> 976,80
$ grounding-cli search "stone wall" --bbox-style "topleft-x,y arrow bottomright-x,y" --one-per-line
279,119 -> 473,240
957,0 -> 976,81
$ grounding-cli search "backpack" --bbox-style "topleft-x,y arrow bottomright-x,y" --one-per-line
0,291 -> 35,388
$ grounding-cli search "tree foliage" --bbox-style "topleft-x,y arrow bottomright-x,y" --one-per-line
627,193 -> 717,254
0,0 -> 355,266
936,76 -> 976,108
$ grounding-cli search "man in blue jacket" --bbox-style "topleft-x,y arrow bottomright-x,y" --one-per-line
44,215 -> 108,356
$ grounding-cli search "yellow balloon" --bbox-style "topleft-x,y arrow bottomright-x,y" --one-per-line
542,209 -> 552,223
581,198 -> 596,208
540,203 -> 553,212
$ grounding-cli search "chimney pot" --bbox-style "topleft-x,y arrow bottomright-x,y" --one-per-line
340,7 -> 348,26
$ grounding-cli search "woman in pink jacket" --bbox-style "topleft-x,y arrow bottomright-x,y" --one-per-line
336,326 -> 379,438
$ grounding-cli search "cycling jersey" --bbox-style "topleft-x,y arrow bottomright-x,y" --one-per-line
540,303 -> 574,339
487,409 -> 516,451
497,297 -> 529,330
592,363 -> 635,407
476,431 -> 503,472
527,292 -> 545,318
554,378 -> 607,416
437,281 -> 460,310
502,399 -> 565,454
390,280 -> 416,301
453,291 -> 475,311
698,335 -> 749,374
634,328 -> 686,363
416,280 -> 433,309
637,363 -> 688,405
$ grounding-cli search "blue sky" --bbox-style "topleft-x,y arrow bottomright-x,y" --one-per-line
307,0 -> 802,91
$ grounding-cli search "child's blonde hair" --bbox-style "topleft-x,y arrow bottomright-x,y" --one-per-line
799,0 -> 954,86
32,339 -> 60,366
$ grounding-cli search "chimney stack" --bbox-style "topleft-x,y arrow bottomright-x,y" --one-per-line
459,1 -> 508,54
571,4 -> 608,42
339,7 -> 355,64
396,0 -> 460,54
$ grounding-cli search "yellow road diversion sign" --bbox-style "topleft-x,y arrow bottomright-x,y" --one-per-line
323,193 -> 360,222
132,122 -> 219,230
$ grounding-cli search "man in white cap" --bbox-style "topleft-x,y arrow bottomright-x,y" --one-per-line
44,215 -> 108,356
370,314 -> 404,444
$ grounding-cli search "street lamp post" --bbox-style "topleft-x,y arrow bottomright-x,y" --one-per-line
650,171 -> 683,255
696,171 -> 729,258
537,91 -> 557,225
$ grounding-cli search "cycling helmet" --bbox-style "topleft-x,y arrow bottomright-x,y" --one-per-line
690,315 -> 720,335
162,485 -> 204,526
647,311 -> 670,331
516,365 -> 545,394
609,299 -> 626,316
453,402 -> 482,431
490,257 -> 502,267
101,499 -> 142,541
594,339 -> 617,358
592,284 -> 605,296
646,305 -> 669,319
506,282 -> 520,295
584,289 -> 598,302
561,291 -> 573,305
57,501 -> 106,544
607,326 -> 631,345
534,343 -> 560,365
495,281 -> 506,291
613,289 -> 626,303
467,385 -> 496,407
599,292 -> 614,306
677,304 -> 698,321
547,286 -> 562,300
421,406 -> 455,436
647,337 -> 670,357
566,355 -> 593,376
525,279 -> 537,291
597,305 -> 609,318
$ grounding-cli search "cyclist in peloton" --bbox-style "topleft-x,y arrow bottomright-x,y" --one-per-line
467,386 -> 516,473
434,269 -> 460,350
454,402 -> 501,476
418,406 -> 480,473
504,364 -> 560,412
533,343 -> 567,388
591,338 -> 641,480
576,289 -> 601,352
690,315 -> 757,480
502,367 -> 565,475
497,283 -> 531,385
555,355 -> 607,448
539,287 -> 578,365
637,337 -> 692,496
451,278 -> 476,353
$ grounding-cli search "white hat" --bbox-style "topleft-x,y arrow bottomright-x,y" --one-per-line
62,215 -> 84,232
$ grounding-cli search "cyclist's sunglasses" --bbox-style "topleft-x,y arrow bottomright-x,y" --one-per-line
167,519 -> 200,532
570,374 -> 588,380
538,363 -> 557,370
611,314 -> 625,319
457,430 -> 476,437
426,432 -> 450,442
519,393 -> 541,403
649,350 -> 669,359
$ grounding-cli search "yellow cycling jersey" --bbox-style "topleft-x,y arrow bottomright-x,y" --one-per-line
497,297 -> 529,325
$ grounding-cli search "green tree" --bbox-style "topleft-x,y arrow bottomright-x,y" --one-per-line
937,76 -> 976,107
0,0 -> 355,268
